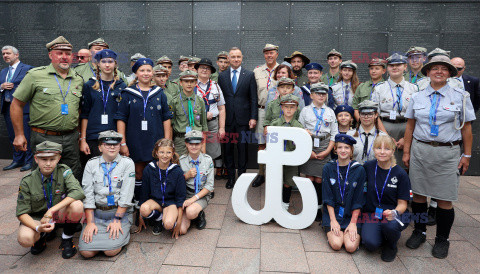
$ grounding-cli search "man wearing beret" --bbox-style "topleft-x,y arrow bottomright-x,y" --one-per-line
284,51 -> 310,87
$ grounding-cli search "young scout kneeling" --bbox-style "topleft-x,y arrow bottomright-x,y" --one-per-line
79,130 -> 135,258
266,94 -> 304,210
16,141 -> 85,259
179,130 -> 214,233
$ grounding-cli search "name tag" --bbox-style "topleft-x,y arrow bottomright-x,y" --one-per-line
61,104 -> 69,115
375,207 -> 383,219
107,194 -> 115,206
101,114 -> 108,125
141,120 -> 148,131
314,138 -> 320,148
338,206 -> 344,218
430,124 -> 439,136
389,110 -> 397,120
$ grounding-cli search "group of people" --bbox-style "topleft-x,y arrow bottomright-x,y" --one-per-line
1,35 -> 477,262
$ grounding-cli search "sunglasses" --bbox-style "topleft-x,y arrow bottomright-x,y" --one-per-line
77,56 -> 89,59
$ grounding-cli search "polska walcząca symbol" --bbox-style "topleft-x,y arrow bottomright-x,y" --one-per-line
231,127 -> 317,229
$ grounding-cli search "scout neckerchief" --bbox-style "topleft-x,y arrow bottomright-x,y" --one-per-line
179,91 -> 197,129
429,91 -> 441,136
336,160 -> 352,217
41,174 -> 54,209
190,158 -> 201,193
387,81 -> 403,114
101,161 -> 118,206
54,75 -> 72,115
266,67 -> 274,91
409,71 -> 419,83
374,162 -> 392,219
312,106 -> 325,136
328,72 -> 335,87
196,80 -> 213,112
341,80 -> 351,105
158,163 -> 172,206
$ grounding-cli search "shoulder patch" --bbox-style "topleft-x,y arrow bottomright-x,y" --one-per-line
63,169 -> 72,178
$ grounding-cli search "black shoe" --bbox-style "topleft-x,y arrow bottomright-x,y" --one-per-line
381,245 -> 398,262
315,208 -> 322,222
251,175 -> 265,188
210,191 -> 215,199
20,163 -> 32,172
3,161 -> 21,171
152,220 -> 163,235
195,210 -> 207,230
31,233 -> 47,255
427,206 -> 437,226
226,177 -> 235,189
406,229 -> 426,249
432,236 -> 450,259
59,238 -> 77,259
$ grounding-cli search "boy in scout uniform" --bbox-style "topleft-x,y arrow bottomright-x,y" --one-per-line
188,57 -> 201,72
405,46 -> 427,84
170,70 -> 208,156
153,64 -> 175,103
263,77 -> 301,128
284,51 -> 310,87
11,36 -> 84,180
156,55 -> 180,102
352,58 -> 386,120
210,51 -> 229,82
16,141 -> 85,259
321,49 -> 342,87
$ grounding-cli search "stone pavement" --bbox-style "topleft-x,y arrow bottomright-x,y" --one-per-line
1,159 -> 480,273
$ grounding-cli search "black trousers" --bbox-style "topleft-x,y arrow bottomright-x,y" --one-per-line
224,123 -> 249,178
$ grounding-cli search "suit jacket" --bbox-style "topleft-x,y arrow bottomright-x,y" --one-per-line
218,67 -> 258,126
0,62 -> 34,114
462,74 -> 480,113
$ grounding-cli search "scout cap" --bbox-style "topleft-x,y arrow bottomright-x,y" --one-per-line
340,60 -> 358,70
406,46 -> 427,56
421,55 -> 458,77
368,58 -> 386,68
335,134 -> 357,145
130,53 -> 146,62
310,82 -> 329,93
98,130 -> 123,144
386,53 -> 407,65
35,141 -> 62,157
153,64 -> 168,75
277,77 -> 295,86
132,58 -> 154,73
217,51 -> 229,60
94,49 -> 117,61
195,58 -> 217,73
334,105 -> 354,117
284,51 -> 310,66
427,48 -> 450,60
156,55 -> 173,65
187,57 -> 201,64
280,94 -> 299,105
263,44 -> 279,52
179,70 -> 198,80
358,100 -> 379,113
280,61 -> 292,69
305,62 -> 323,71
178,55 -> 190,65
185,130 -> 203,143
46,36 -> 73,51
88,38 -> 109,49
327,49 -> 342,59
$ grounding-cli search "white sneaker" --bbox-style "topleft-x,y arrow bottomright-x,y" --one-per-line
282,202 -> 290,210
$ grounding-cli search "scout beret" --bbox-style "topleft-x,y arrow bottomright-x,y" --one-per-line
340,60 -> 358,70
421,55 -> 458,77
310,82 -> 329,93
386,53 -> 407,65
188,57 -> 201,64
335,134 -> 357,145
178,55 -> 190,65
284,51 -> 310,66
280,61 -> 293,69
327,49 -> 342,59
88,38 -> 109,49
358,100 -> 379,113
263,44 -> 279,52
406,46 -> 427,56
280,94 -> 299,105
427,48 -> 450,60
156,55 -> 173,65
277,77 -> 295,86
305,62 -> 323,71
132,58 -> 154,73
130,53 -> 146,62
153,64 -> 168,75
368,58 -> 386,68
35,141 -> 62,157
334,105 -> 354,117
98,130 -> 123,144
46,36 -> 73,51
217,51 -> 229,59
94,49 -> 117,61
195,58 -> 216,73
179,70 -> 198,80
185,130 -> 203,143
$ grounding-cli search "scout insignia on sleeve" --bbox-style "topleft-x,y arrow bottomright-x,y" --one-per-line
209,163 -> 214,168
63,169 -> 72,178
169,105 -> 173,111
391,177 -> 398,185
330,178 -> 336,185
410,190 -> 413,198
129,172 -> 135,177
201,174 -> 207,182
157,105 -> 161,110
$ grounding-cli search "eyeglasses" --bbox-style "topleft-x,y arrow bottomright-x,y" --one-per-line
77,55 -> 89,60
456,67 -> 464,71
102,143 -> 120,148
360,113 -> 375,118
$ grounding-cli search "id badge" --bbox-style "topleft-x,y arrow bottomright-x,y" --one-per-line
186,126 -> 192,133
107,194 -> 115,206
430,124 -> 439,136
375,207 -> 384,219
314,138 -> 320,148
389,110 -> 397,120
141,120 -> 148,131
101,114 -> 108,125
338,206 -> 344,218
61,104 -> 69,115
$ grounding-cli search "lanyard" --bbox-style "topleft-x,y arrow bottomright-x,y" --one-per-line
312,107 -> 325,135
54,75 -> 72,104
429,92 -> 442,126
191,160 -> 201,193
374,163 -> 392,207
158,164 -> 170,206
137,85 -> 152,120
341,81 -> 350,105
369,82 -> 377,99
179,92 -> 197,127
90,64 -> 96,78
359,130 -> 377,159
101,162 -> 117,194
100,80 -> 112,114
41,174 -> 54,209
266,68 -> 274,91
387,81 -> 402,112
336,161 -> 351,204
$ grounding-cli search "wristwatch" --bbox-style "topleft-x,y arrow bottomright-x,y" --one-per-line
114,215 -> 123,221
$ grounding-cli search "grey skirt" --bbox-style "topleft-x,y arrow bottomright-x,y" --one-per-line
409,139 -> 461,201
300,136 -> 331,177
78,208 -> 133,251
186,190 -> 210,210
206,119 -> 221,159
383,120 -> 407,170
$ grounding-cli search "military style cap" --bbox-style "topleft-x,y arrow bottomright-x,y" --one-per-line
305,62 -> 323,71
98,130 -> 123,144
280,94 -> 299,105
217,51 -> 229,59
179,70 -> 198,80
277,77 -> 295,86
340,60 -> 358,70
335,134 -> 357,145
358,100 -> 379,113
130,53 -> 146,62
386,53 -> 407,65
334,105 -> 354,117
178,55 -> 190,65
46,36 -> 73,51
88,38 -> 109,49
153,64 -> 168,75
263,44 -> 279,52
310,82 -> 329,93
284,51 -> 310,66
327,49 -> 342,59
185,130 -> 203,143
156,55 -> 173,65
187,57 -> 201,64
35,141 -> 62,157
368,58 -> 386,68
195,58 -> 216,73
94,49 -> 117,61
406,46 -> 427,56
421,55 -> 458,77
280,61 -> 292,69
427,48 -> 450,60
132,58 -> 154,73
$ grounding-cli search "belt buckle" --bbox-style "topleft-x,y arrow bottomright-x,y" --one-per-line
431,141 -> 439,147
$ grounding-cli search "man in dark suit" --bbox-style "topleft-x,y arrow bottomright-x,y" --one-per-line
217,47 -> 258,189
451,57 -> 480,113
1,46 -> 34,171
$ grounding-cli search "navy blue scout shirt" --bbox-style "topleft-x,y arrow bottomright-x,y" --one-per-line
322,160 -> 366,229
114,85 -> 173,163
139,162 -> 186,208
81,78 -> 126,140
363,160 -> 411,213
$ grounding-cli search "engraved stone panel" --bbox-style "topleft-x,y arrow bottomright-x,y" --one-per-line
241,31 -> 290,70
101,2 -> 146,31
193,2 -> 241,31
146,2 -> 192,31
0,4 -> 11,32
57,3 -> 101,31
389,3 -> 442,32
388,33 -> 440,54
100,31 -> 148,73
11,3 -> 56,30
193,31 -> 241,60
16,30 -> 55,67
443,3 -> 480,33
290,31 -> 339,64
340,3 -> 390,32
290,2 -> 340,31
241,2 -> 290,31
442,33 -> 480,59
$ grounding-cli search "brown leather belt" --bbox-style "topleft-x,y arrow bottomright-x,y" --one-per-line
382,117 -> 407,124
96,204 -> 117,211
416,139 -> 461,147
31,127 -> 76,136
258,105 -> 265,109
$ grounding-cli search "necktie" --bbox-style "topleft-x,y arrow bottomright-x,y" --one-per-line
362,132 -> 370,160
396,85 -> 402,113
232,70 -> 238,93
7,66 -> 13,82
191,160 -> 201,193
187,97 -> 194,127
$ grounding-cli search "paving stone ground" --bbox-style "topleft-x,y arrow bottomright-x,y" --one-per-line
1,159 -> 479,273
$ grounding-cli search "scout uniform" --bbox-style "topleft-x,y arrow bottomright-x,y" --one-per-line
173,55 -> 190,83
264,77 -> 301,127
126,53 -> 146,84
13,36 -> 84,180
187,57 -> 201,71
404,46 -> 427,84
114,58 -> 172,163
321,49 -> 342,87
210,51 -> 229,82
284,51 -> 310,87
156,55 -> 180,103
330,60 -> 357,108
416,48 -> 465,91
300,62 -> 324,106
79,131 -> 135,252
351,58 -> 386,110
169,70 -> 208,156
153,64 -> 175,103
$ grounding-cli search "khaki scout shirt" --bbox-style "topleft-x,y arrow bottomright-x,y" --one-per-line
321,71 -> 340,87
16,164 -> 85,218
170,91 -> 208,134
253,63 -> 279,107
351,79 -> 385,109
269,116 -> 304,151
179,153 -> 215,195
74,61 -> 128,84
14,64 -> 84,131
163,79 -> 180,104
210,71 -> 219,82
264,97 -> 301,127
404,70 -> 424,84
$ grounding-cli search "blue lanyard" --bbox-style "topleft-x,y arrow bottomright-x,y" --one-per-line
369,82 -> 377,99
90,64 -> 96,78
101,162 -> 117,194
359,130 -> 377,159
336,161 -> 351,204
137,85 -> 152,120
387,81 -> 402,112
429,92 -> 441,126
54,75 -> 72,104
312,107 -> 325,136
374,163 -> 392,207
100,80 -> 112,114
158,164 -> 171,206
41,174 -> 54,209
341,81 -> 350,105
179,92 -> 197,127
190,160 -> 201,193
